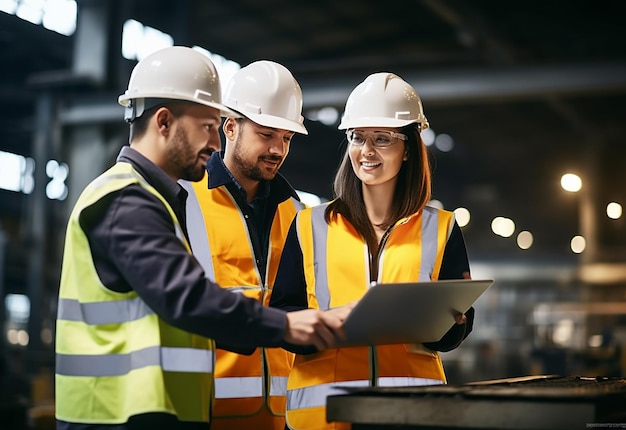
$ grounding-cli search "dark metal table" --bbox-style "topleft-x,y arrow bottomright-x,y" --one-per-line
326,375 -> 626,430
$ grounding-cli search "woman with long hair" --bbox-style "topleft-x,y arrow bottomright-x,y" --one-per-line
270,72 -> 474,430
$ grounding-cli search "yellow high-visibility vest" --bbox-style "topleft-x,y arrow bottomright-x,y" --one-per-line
286,203 -> 454,430
56,162 -> 215,424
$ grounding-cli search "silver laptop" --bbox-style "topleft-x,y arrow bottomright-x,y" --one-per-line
338,279 -> 494,346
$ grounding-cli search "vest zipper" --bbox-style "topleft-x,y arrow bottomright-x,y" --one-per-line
368,225 -> 395,387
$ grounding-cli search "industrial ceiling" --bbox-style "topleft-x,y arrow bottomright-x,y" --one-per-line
1,0 -> 626,295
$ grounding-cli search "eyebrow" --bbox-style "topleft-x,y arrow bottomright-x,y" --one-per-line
257,124 -> 295,137
353,129 -> 394,132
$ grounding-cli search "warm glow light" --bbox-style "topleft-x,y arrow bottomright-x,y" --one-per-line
607,202 -> 622,219
561,173 -> 582,192
491,216 -> 515,237
517,231 -> 533,250
571,235 -> 586,253
17,330 -> 29,346
553,319 -> 574,346
7,329 -> 18,345
588,334 -> 603,348
454,207 -> 471,227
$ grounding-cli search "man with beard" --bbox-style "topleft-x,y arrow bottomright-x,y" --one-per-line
55,47 -> 348,430
180,60 -> 310,430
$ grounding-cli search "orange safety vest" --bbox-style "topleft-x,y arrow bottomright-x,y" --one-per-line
286,203 -> 455,430
182,175 -> 304,429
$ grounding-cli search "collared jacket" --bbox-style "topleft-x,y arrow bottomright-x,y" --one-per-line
56,162 -> 215,425
181,152 -> 305,429
270,203 -> 474,430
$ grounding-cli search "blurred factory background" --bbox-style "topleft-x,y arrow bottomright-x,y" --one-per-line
1,0 -> 626,428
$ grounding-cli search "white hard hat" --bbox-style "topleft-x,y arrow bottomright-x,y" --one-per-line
223,60 -> 308,135
118,46 -> 239,121
338,72 -> 429,131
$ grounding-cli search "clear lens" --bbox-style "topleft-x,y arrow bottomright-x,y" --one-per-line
347,130 -> 406,147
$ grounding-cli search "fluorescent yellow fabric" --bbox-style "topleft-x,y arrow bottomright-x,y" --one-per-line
55,162 -> 215,424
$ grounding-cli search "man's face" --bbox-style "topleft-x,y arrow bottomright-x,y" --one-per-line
166,104 -> 222,182
223,118 -> 294,183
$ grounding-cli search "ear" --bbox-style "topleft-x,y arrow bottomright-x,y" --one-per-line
155,107 -> 172,136
222,117 -> 238,140
403,152 -> 408,161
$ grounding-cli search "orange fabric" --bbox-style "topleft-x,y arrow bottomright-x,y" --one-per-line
287,207 -> 454,429
188,177 -> 299,425
211,406 -> 286,430
287,405 -> 350,430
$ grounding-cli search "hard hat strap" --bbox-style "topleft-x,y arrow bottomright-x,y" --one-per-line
124,98 -> 180,123
124,98 -> 145,123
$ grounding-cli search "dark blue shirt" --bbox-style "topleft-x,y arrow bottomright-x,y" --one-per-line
205,151 -> 300,284
59,146 -> 293,429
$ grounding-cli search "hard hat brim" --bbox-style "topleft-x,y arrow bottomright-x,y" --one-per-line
242,112 -> 308,135
118,93 -> 242,119
338,117 -> 420,130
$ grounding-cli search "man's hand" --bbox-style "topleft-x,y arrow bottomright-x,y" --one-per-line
283,308 -> 348,351
325,301 -> 357,321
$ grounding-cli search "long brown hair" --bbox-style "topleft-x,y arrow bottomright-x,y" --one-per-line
325,123 -> 432,250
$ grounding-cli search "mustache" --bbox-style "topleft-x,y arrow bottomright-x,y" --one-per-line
260,155 -> 283,163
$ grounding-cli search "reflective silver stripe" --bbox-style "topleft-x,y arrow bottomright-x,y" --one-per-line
269,376 -> 289,397
227,286 -> 263,294
307,205 -> 330,310
214,376 -> 263,399
180,180 -> 216,279
57,297 -> 154,324
290,197 -> 306,211
56,346 -> 213,376
377,377 -> 444,387
214,376 -> 288,399
419,207 -> 439,281
288,380 -> 369,410
287,377 -> 443,411
88,172 -> 133,190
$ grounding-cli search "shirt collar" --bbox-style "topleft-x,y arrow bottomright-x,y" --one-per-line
205,151 -> 300,204
116,145 -> 188,206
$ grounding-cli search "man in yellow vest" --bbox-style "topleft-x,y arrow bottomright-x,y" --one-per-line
55,46 -> 347,430
181,60 -> 309,430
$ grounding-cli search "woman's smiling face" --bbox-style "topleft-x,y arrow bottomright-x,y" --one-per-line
348,127 -> 407,188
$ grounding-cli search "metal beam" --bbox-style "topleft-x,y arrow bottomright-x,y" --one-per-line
51,61 -> 626,124
301,62 -> 626,109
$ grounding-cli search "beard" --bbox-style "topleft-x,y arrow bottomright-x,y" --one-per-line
168,126 -> 211,182
230,132 -> 282,182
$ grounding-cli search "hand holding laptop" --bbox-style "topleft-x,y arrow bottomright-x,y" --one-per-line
336,279 -> 494,347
